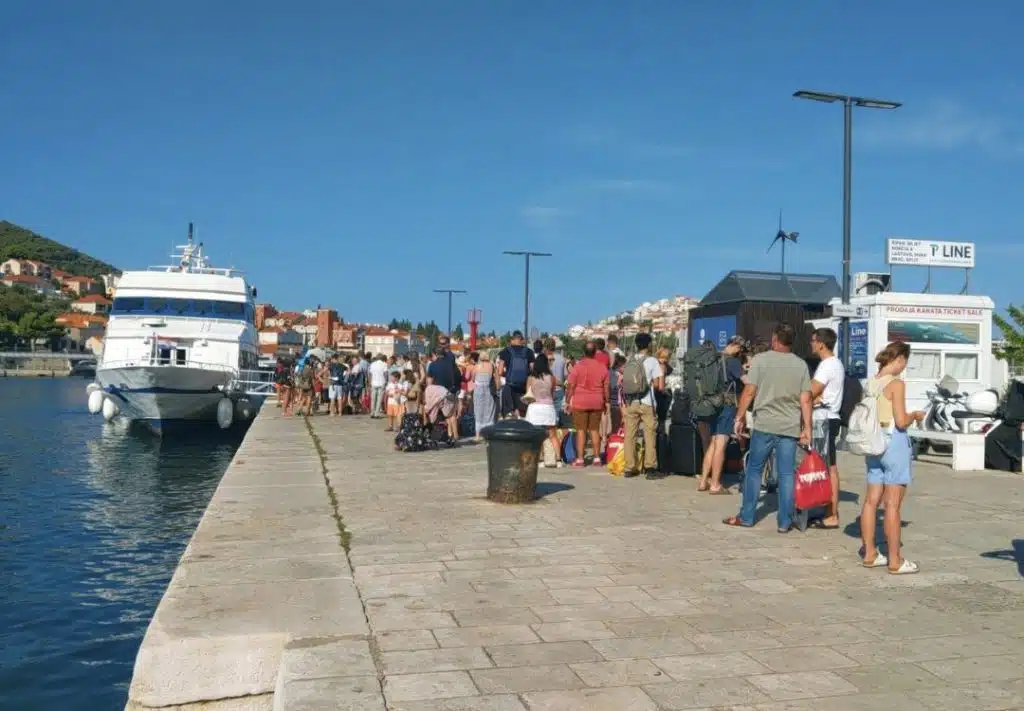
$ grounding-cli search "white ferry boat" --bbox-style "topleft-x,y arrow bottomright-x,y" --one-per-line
86,225 -> 271,430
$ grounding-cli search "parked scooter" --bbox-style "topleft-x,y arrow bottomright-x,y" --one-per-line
913,375 -> 1000,458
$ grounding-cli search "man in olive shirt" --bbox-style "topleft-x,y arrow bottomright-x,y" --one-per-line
725,323 -> 812,532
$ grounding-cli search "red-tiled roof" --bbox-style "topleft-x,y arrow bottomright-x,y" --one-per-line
3,274 -> 43,284
74,294 -> 112,304
277,310 -> 303,320
56,312 -> 108,328
62,275 -> 94,284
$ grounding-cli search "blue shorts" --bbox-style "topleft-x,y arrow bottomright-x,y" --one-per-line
713,406 -> 736,436
866,429 -> 913,486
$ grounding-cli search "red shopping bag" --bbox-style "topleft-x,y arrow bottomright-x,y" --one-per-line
794,449 -> 832,510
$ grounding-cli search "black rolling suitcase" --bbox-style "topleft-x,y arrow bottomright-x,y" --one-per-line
669,421 -> 703,475
656,424 -> 673,473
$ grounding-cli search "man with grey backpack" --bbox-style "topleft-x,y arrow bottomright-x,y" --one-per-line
621,333 -> 664,478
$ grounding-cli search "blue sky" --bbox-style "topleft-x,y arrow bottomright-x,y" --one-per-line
3,1 -> 1023,333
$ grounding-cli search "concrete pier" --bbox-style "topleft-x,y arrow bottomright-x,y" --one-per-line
128,407 -> 1024,711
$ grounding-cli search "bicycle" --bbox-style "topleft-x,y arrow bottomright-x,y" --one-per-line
738,447 -> 777,494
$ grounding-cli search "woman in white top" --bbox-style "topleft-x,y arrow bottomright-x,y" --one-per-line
860,341 -> 926,575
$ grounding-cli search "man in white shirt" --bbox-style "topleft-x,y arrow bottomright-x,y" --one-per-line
810,327 -> 845,529
368,355 -> 390,419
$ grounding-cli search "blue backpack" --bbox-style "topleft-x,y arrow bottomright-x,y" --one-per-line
506,346 -> 530,389
560,429 -> 577,463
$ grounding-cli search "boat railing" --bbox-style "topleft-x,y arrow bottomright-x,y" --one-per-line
144,265 -> 243,277
226,369 -> 278,396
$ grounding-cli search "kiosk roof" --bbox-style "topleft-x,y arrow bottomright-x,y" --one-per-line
700,270 -> 841,306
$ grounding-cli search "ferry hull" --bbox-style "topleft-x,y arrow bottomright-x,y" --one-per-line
97,366 -> 234,423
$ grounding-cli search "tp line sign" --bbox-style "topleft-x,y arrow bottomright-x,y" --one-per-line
886,238 -> 975,269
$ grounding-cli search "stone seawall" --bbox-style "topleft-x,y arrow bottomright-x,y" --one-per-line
124,408 -> 371,711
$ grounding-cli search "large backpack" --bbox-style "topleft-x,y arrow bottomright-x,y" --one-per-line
682,343 -> 728,418
506,346 -> 530,389
621,355 -> 650,399
846,378 -> 888,456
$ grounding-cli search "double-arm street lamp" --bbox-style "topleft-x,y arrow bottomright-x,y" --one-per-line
793,90 -> 902,367
503,250 -> 552,340
433,289 -> 467,337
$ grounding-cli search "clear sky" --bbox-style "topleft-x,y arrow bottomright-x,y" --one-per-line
3,1 -> 1022,333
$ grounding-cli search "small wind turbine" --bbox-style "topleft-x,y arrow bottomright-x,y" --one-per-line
767,211 -> 799,275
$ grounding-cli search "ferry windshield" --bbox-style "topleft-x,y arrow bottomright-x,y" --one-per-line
111,297 -> 254,323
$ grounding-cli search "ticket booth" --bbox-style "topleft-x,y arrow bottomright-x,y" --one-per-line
811,292 -> 1001,413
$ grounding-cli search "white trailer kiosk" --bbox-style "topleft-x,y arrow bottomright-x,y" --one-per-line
823,291 -> 999,413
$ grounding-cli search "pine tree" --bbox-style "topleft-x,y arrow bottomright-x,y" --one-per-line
452,323 -> 464,342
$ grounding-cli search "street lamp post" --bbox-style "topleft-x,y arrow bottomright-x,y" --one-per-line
503,251 -> 552,340
793,90 -> 901,368
433,289 -> 467,337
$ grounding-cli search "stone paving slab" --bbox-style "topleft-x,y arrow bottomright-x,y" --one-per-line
307,414 -> 1024,711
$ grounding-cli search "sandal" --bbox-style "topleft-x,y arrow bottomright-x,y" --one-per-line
862,552 -> 888,568
888,559 -> 919,575
571,459 -> 586,468
808,518 -> 840,530
697,481 -> 710,492
709,487 -> 731,495
722,516 -> 752,528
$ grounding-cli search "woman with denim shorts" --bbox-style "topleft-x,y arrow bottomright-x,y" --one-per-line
860,342 -> 926,575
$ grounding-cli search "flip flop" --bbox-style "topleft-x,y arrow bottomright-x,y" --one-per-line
708,488 -> 731,495
722,516 -> 752,528
808,518 -> 840,530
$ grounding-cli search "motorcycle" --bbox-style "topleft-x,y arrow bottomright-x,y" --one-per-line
914,375 -> 1000,458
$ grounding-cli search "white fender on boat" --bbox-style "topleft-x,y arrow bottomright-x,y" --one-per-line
241,406 -> 252,420
102,397 -> 119,422
86,382 -> 102,395
87,389 -> 104,414
217,398 -> 234,430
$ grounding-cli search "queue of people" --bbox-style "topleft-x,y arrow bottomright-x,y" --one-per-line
273,321 -> 921,574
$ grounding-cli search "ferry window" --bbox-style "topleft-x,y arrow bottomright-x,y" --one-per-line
905,351 -> 941,380
157,346 -> 172,365
216,301 -> 244,316
175,348 -> 188,366
168,299 -> 191,315
193,300 -> 214,316
148,298 -> 170,313
113,297 -> 145,313
945,353 -> 978,380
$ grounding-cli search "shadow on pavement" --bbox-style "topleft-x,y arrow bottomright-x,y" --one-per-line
980,539 -> 1024,577
535,482 -> 575,498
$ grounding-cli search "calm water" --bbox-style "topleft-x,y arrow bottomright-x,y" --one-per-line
0,378 -> 244,711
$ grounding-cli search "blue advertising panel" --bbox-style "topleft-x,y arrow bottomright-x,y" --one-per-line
848,321 -> 868,379
689,315 -> 737,349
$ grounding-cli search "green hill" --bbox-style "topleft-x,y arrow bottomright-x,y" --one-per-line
0,220 -> 119,280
